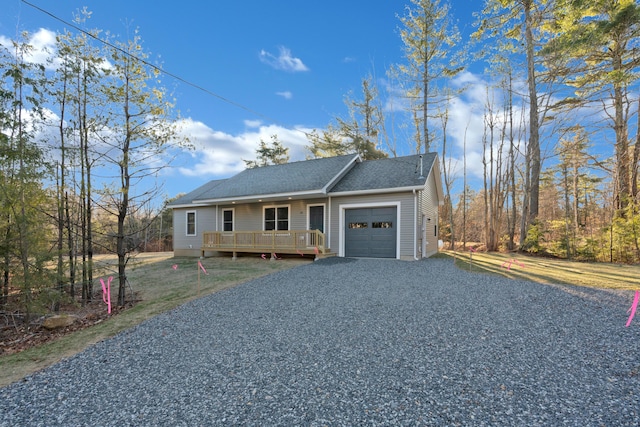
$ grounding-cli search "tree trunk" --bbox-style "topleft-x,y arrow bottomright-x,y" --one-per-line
523,0 -> 541,233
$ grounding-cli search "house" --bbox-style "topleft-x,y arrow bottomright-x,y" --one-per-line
168,153 -> 444,260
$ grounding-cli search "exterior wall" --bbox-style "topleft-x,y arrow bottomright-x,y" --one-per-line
419,170 -> 441,257
172,186 -> 440,259
328,192 -> 417,260
173,206 -> 217,256
173,199 -> 329,255
214,199 -> 327,232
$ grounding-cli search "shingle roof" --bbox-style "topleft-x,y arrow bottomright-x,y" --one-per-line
328,153 -> 436,193
171,154 -> 358,204
169,179 -> 228,205
169,153 -> 438,206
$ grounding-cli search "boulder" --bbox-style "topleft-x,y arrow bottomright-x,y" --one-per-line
42,314 -> 78,330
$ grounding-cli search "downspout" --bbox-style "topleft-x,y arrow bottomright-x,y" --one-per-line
413,189 -> 420,260
327,196 -> 332,253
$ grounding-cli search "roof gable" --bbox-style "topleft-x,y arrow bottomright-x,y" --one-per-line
328,153 -> 436,193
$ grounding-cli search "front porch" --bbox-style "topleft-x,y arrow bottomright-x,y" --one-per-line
201,230 -> 334,260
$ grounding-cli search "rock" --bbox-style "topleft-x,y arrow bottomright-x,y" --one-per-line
42,314 -> 79,330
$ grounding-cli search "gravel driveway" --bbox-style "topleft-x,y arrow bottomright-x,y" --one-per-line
1,257 -> 639,426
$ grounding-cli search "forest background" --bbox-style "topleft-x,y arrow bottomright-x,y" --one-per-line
1,0 -> 640,318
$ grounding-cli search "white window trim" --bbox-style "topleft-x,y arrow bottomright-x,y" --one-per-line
263,204 -> 291,231
222,208 -> 235,232
186,210 -> 197,236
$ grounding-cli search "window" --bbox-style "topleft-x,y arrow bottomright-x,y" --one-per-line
222,209 -> 234,232
186,211 -> 196,236
264,206 -> 289,231
372,221 -> 393,229
349,222 -> 368,229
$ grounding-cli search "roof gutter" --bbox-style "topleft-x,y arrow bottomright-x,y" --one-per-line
167,202 -> 210,209
195,189 -> 326,205
329,185 -> 425,198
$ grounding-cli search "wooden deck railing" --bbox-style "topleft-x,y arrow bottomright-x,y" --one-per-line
201,230 -> 328,257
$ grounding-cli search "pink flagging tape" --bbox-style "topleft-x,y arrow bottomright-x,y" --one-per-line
296,249 -> 304,256
198,260 -> 208,275
501,258 -> 524,271
172,264 -> 178,270
314,247 -> 319,255
100,276 -> 112,314
626,290 -> 639,327
261,253 -> 267,259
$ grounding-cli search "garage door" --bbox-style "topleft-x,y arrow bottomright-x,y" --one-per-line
345,207 -> 397,258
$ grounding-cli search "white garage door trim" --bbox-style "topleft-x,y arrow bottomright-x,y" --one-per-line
338,201 -> 401,259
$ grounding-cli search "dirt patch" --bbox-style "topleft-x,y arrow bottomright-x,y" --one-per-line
0,298 -> 133,356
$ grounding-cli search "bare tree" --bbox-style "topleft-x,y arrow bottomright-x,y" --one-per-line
100,28 -> 188,306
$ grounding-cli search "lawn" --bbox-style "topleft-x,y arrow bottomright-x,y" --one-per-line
440,250 -> 640,291
0,252 -> 310,387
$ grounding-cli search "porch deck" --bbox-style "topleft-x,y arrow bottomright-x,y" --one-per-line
201,230 -> 334,259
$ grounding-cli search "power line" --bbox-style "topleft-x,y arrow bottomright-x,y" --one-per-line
20,0 -> 310,136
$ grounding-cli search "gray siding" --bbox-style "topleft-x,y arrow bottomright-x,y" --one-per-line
215,199 -> 324,231
173,206 -> 217,256
419,170 -> 440,257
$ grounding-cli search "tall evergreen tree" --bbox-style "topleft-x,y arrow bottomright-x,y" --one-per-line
244,134 -> 290,168
544,0 -> 640,212
396,0 -> 462,153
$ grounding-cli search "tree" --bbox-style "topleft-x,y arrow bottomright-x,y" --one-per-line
307,76 -> 388,160
396,0 -> 462,153
0,32 -> 54,319
437,90 -> 458,249
306,125 -> 351,159
554,127 -> 591,258
336,76 -> 388,160
100,28 -> 187,306
475,0 -> 550,249
544,0 -> 640,212
244,134 -> 290,168
53,9 -> 106,303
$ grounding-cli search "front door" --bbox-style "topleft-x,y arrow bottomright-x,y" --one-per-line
309,205 -> 324,232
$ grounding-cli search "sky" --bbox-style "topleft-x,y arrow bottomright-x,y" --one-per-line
2,0 -> 495,202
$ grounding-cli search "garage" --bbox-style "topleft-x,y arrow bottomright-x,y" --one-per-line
344,207 -> 397,258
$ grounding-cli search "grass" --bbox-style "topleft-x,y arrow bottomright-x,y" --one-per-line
439,250 -> 640,291
0,252 -> 309,387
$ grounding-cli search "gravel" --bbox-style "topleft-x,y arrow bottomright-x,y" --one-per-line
1,257 -> 639,426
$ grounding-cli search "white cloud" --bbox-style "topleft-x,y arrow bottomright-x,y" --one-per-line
175,117 -> 312,178
259,46 -> 309,72
243,119 -> 263,128
0,27 -> 113,72
276,91 -> 293,100
0,28 -> 59,70
443,71 -> 529,182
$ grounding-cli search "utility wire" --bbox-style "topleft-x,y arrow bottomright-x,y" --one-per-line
21,0 -> 308,135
